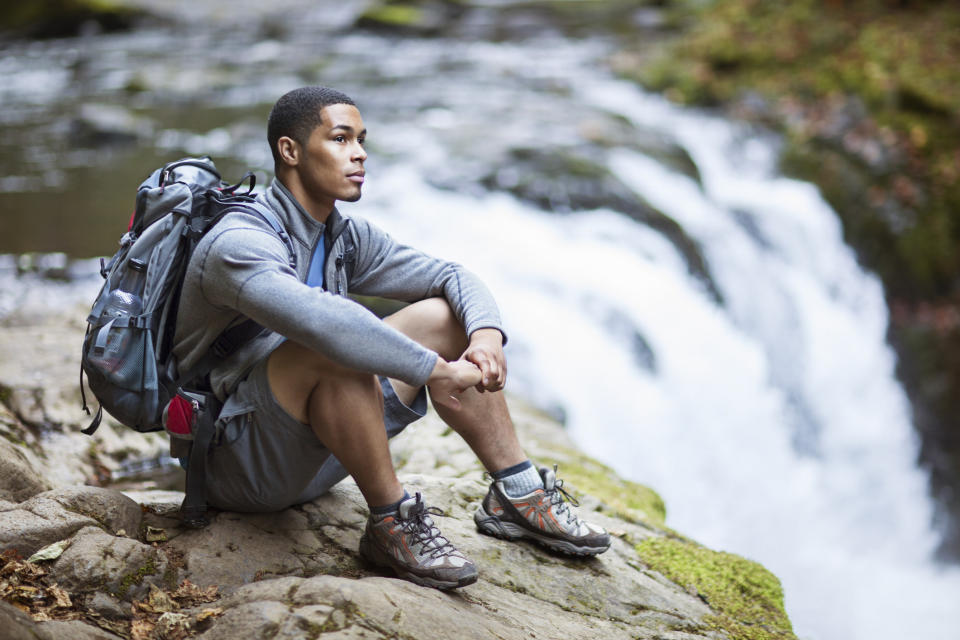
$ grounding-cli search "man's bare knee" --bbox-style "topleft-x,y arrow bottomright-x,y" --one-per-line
308,370 -> 383,428
267,340 -> 380,423
385,297 -> 468,360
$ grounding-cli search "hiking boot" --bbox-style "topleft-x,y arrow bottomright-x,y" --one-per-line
359,492 -> 478,590
475,465 -> 611,556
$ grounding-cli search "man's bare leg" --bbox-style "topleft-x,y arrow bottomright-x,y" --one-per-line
267,341 -> 404,508
267,332 -> 482,589
382,300 -> 612,556
383,298 -> 527,473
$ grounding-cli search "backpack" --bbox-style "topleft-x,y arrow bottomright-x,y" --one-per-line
80,156 -> 296,525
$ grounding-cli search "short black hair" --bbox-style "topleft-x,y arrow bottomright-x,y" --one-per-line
267,86 -> 356,167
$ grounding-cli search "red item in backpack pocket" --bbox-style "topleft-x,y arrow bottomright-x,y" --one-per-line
166,394 -> 194,436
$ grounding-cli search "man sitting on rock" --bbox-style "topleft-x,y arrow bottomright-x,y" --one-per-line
172,86 -> 610,589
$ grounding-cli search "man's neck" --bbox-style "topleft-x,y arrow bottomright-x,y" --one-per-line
276,173 -> 334,224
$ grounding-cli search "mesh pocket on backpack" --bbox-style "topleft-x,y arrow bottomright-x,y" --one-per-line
83,321 -> 162,431
86,323 -> 152,390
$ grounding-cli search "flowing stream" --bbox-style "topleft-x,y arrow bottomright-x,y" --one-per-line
1,9 -> 959,638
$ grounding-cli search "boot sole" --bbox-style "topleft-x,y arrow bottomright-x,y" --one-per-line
474,505 -> 610,557
358,534 -> 478,590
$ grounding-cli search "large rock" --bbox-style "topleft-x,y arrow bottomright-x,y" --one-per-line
0,599 -> 117,640
49,525 -> 169,601
0,436 -> 48,502
34,620 -> 120,640
164,510 -> 313,589
0,498 -> 96,559
39,485 -> 143,536
0,600 -> 51,640
0,279 -> 795,639
0,485 -> 141,557
203,573 -> 714,640
149,413 -> 737,639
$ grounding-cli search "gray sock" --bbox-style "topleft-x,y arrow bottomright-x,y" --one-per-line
370,490 -> 411,518
499,464 -> 544,498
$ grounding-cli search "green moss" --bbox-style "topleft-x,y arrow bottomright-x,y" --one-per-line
0,433 -> 27,447
300,618 -> 324,640
356,2 -> 424,28
285,582 -> 300,603
637,537 -> 795,640
114,554 -> 159,600
482,547 -> 502,563
318,601 -> 362,634
122,74 -> 148,94
540,451 -> 666,528
502,579 -> 529,595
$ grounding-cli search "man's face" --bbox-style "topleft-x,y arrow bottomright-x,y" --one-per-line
295,103 -> 367,212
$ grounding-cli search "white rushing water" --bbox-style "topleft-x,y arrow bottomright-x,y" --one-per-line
345,51 -> 960,639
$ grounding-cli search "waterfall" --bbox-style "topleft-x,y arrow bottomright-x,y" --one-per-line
353,67 -> 960,639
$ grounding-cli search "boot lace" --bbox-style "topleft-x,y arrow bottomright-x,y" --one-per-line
545,465 -> 582,526
399,493 -> 459,559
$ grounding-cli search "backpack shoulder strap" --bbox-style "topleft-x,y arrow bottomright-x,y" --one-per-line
175,197 -> 300,528
242,200 -> 297,270
174,197 -> 298,391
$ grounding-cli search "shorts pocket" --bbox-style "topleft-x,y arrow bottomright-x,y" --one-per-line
214,392 -> 255,448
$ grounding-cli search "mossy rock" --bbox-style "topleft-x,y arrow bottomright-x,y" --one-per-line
357,3 -> 426,29
114,553 -> 159,600
0,0 -> 144,39
538,447 -> 667,529
355,0 -> 466,35
627,0 -> 960,301
637,537 -> 796,640
484,145 -> 722,304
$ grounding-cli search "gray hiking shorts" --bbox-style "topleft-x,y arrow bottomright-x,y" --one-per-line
205,358 -> 427,513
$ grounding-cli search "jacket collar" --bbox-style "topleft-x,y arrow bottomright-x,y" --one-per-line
262,178 -> 349,251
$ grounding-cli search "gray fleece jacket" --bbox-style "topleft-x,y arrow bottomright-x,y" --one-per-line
172,179 -> 505,400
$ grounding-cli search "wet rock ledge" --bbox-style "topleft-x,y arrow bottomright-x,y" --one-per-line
0,297 -> 795,640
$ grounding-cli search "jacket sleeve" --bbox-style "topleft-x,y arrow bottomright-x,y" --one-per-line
198,222 -> 439,387
346,216 -> 507,343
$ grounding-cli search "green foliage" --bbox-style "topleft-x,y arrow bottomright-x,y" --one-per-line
637,537 -> 796,640
631,0 -> 960,299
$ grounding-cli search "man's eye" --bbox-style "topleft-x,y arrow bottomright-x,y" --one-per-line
358,137 -> 366,146
334,135 -> 346,143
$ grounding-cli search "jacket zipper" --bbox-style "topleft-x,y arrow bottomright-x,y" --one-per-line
335,256 -> 343,295
324,220 -> 350,296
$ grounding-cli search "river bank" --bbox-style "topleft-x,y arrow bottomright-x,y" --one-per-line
615,0 -> 960,558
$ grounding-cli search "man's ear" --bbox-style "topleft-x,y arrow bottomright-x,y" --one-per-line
276,136 -> 300,167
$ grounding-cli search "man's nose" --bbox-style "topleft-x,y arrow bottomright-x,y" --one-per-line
352,143 -> 367,162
